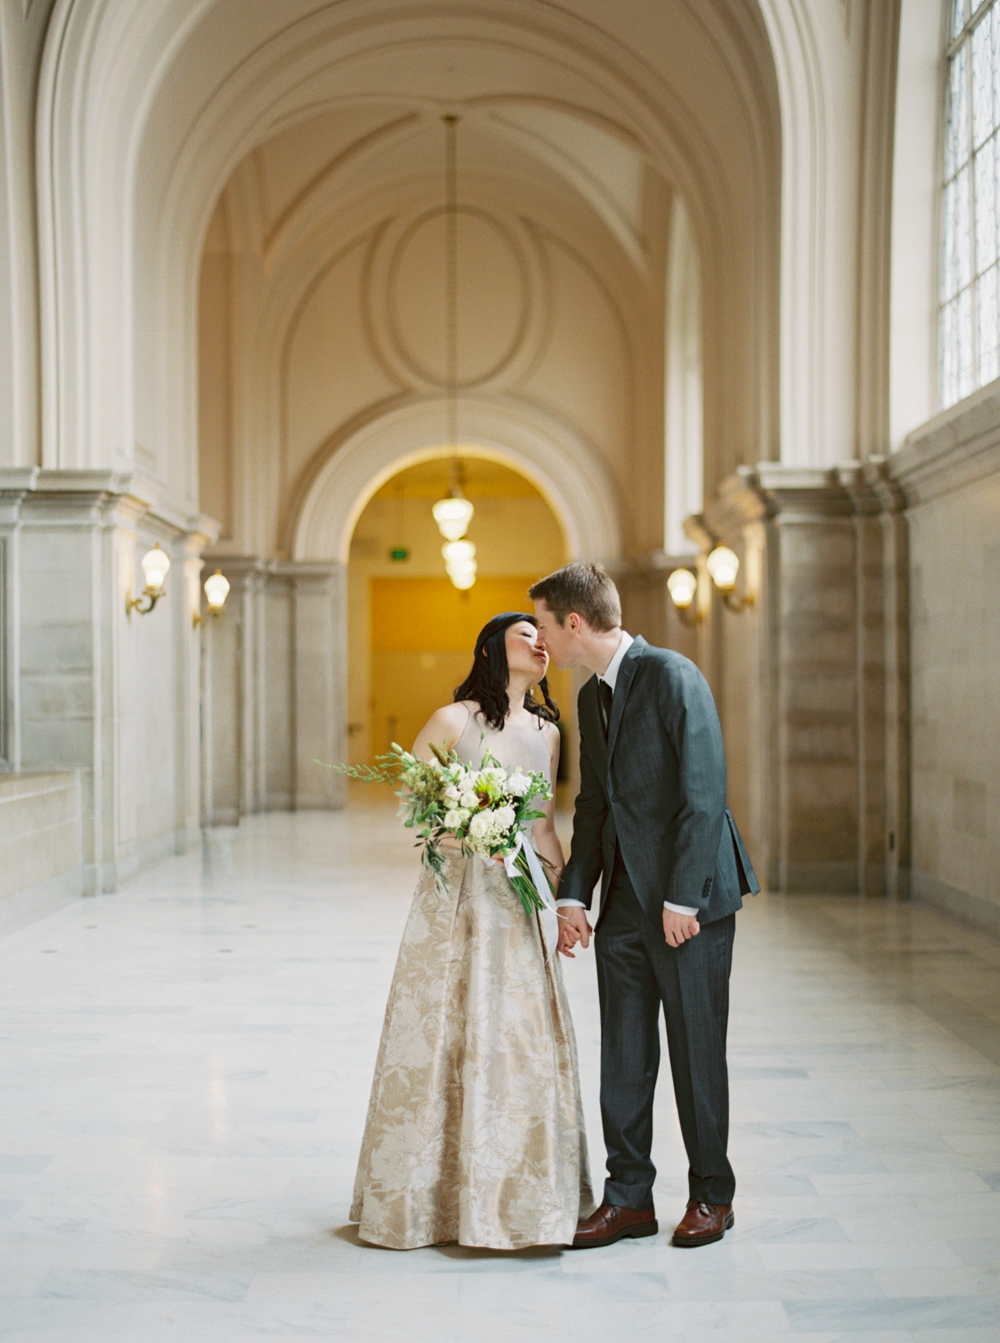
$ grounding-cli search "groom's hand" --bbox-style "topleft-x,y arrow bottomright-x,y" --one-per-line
662,909 -> 701,948
557,906 -> 591,958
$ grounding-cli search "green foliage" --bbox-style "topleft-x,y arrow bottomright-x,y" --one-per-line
317,738 -> 555,905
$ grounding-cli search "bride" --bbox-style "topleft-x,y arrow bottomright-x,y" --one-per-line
350,611 -> 595,1250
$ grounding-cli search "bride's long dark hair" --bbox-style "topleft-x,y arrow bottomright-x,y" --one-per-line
454,612 -> 560,732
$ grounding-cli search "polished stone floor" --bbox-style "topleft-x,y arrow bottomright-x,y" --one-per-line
1,801 -> 999,1342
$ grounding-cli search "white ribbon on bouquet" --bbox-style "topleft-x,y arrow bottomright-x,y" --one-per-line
502,830 -> 559,960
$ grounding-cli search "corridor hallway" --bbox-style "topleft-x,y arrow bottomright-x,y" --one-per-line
1,803 -> 998,1342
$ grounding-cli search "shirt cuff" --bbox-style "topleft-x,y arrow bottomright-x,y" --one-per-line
663,900 -> 698,916
555,898 -> 586,908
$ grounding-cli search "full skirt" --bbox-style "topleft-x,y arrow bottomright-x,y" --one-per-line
350,851 -> 594,1249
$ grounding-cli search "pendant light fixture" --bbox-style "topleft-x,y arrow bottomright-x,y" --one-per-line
432,114 -> 476,589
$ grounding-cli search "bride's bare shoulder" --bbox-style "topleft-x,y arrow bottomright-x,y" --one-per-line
413,701 -> 473,755
435,701 -> 475,732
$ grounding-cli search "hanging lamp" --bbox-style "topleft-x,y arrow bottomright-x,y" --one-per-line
432,115 -> 476,589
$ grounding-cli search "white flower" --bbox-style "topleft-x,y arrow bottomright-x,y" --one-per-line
459,790 -> 480,810
494,805 -> 516,831
468,811 -> 492,840
443,809 -> 466,830
506,772 -> 531,796
443,785 -> 462,803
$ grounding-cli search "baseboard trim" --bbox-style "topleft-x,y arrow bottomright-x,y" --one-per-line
778,859 -> 859,894
0,868 -> 84,937
911,870 -> 1000,942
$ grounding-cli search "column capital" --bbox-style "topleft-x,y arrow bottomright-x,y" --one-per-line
0,467 -> 220,549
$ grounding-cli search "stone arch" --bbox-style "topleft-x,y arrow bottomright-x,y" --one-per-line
35,0 -> 789,500
290,395 -> 624,566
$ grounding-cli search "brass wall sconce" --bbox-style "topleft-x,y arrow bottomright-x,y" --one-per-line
667,567 -> 701,626
705,545 -> 754,613
667,545 -> 755,623
192,569 -> 231,628
126,544 -> 171,617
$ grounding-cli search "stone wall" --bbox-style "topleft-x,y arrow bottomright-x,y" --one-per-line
891,385 -> 1000,939
200,560 -> 345,827
700,461 -> 910,900
688,400 -> 996,938
0,771 -> 81,934
0,469 -> 214,895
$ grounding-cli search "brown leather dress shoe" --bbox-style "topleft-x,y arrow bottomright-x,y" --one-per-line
568,1201 -> 658,1249
671,1199 -> 734,1247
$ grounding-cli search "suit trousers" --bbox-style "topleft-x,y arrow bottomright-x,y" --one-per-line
595,852 -> 736,1209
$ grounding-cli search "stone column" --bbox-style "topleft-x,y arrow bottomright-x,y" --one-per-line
251,561 -> 346,813
175,528 -> 215,851
286,561 -> 346,810
198,558 -> 268,827
704,468 -> 859,893
617,555 -> 699,666
867,461 -> 911,899
0,468 -> 216,891
841,467 -> 887,896
701,462 -> 912,899
0,470 -> 34,770
699,478 -> 773,885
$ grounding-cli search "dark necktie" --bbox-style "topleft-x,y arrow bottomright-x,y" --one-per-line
598,679 -> 614,740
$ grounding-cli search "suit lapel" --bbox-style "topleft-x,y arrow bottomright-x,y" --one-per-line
606,636 -> 645,764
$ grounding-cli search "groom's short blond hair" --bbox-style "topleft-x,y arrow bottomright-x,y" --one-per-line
528,562 -> 621,632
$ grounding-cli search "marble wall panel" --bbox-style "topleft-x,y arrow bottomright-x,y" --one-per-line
0,771 -> 82,931
704,466 -> 900,899
202,590 -> 242,826
290,565 -> 344,810
894,392 -> 1000,937
263,578 -> 294,810
777,517 -> 859,893
0,473 -> 214,898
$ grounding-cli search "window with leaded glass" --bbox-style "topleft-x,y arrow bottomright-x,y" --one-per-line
942,0 -> 1000,407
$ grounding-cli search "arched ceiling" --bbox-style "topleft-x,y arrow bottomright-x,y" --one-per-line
215,99 -> 651,277
38,0 -> 782,504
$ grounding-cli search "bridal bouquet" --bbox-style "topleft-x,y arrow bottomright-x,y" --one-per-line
334,741 -> 554,917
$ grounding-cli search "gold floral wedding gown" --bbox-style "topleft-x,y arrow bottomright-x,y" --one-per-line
350,710 -> 594,1250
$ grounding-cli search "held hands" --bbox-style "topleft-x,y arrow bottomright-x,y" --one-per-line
555,903 -> 699,952
663,908 -> 700,948
557,905 -> 591,958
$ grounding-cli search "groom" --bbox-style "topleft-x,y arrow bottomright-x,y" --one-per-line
529,562 -> 759,1249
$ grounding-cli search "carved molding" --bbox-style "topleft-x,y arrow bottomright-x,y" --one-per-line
365,203 -> 548,393
288,393 -> 623,565
889,381 -> 1000,506
0,467 -> 220,548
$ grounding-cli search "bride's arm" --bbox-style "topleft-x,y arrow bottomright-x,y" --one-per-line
532,723 -> 565,887
412,702 -> 470,852
411,702 -> 469,762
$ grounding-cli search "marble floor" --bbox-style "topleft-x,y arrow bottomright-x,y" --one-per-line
1,801 -> 999,1342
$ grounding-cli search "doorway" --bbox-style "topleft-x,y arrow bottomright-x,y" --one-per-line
347,453 -> 572,780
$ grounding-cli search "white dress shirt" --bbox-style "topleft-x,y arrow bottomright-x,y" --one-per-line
556,631 -> 698,918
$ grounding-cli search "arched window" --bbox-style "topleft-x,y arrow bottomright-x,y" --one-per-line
941,0 -> 1000,407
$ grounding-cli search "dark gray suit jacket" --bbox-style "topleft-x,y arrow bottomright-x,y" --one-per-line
560,636 -> 759,927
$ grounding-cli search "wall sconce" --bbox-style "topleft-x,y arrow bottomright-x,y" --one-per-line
192,569 -> 231,628
126,544 -> 170,617
667,567 -> 701,626
706,545 -> 754,613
